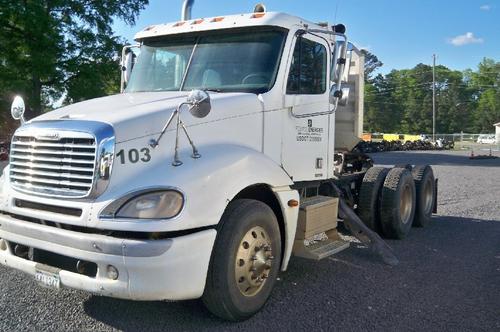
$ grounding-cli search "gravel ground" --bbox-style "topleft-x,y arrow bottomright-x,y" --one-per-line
0,150 -> 499,331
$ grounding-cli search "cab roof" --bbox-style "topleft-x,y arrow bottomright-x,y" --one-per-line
134,12 -> 327,42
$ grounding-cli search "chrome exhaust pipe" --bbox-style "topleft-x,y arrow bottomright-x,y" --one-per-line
181,0 -> 194,20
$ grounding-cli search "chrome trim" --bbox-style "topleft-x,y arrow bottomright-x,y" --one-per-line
99,186 -> 186,221
9,120 -> 115,199
96,136 -> 115,185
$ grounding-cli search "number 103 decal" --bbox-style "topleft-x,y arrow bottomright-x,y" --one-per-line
116,148 -> 151,164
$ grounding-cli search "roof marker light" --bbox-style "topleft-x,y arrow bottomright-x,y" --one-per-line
173,21 -> 186,27
251,12 -> 266,18
211,17 -> 224,22
191,19 -> 204,24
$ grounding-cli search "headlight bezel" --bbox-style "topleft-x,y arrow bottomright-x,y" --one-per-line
99,187 -> 185,221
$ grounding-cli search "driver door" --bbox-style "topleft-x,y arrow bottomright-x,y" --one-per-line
281,33 -> 331,181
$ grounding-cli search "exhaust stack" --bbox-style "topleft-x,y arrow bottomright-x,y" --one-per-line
182,0 -> 194,20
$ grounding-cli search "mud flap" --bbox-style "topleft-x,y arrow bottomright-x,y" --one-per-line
332,184 -> 399,266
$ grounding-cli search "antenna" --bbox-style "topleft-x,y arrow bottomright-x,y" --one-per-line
333,0 -> 340,25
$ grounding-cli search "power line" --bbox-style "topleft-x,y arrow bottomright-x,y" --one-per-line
433,54 -> 436,142
364,82 -> 498,96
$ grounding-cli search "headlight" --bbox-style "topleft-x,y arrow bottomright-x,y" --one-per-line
116,190 -> 184,219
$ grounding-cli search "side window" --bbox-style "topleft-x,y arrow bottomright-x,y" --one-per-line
286,37 -> 327,94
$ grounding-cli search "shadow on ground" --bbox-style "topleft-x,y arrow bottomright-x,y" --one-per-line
83,215 -> 500,331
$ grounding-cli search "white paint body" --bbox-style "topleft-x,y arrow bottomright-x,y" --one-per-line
0,12 -> 362,300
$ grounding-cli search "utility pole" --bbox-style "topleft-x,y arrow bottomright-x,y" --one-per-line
432,54 -> 436,142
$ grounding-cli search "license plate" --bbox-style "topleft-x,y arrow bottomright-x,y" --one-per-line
35,266 -> 61,289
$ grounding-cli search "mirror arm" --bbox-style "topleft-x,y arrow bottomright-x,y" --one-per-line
172,105 -> 183,166
180,118 -> 201,159
149,90 -> 210,166
149,101 -> 189,149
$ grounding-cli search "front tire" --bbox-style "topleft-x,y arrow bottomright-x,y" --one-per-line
202,199 -> 281,321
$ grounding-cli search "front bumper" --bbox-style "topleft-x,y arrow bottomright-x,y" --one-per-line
0,213 -> 216,301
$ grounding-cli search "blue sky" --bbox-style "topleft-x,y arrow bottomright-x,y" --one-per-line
114,0 -> 499,74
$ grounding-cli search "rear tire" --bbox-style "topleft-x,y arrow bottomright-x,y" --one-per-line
380,168 -> 416,239
202,199 -> 281,321
358,167 -> 389,232
411,165 -> 435,227
395,164 -> 412,171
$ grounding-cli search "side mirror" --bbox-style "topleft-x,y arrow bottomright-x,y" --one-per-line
11,96 -> 26,124
331,40 -> 347,83
342,44 -> 354,82
122,51 -> 135,84
187,90 -> 211,118
329,85 -> 350,106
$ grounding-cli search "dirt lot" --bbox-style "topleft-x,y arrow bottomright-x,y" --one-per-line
0,150 -> 499,331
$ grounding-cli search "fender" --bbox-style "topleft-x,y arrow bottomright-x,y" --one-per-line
94,143 -> 299,269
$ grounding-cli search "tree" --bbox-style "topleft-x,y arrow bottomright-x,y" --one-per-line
0,0 -> 148,123
469,58 -> 500,132
363,61 -> 485,135
360,49 -> 383,82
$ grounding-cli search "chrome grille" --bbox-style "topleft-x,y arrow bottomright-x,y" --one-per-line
9,132 -> 97,197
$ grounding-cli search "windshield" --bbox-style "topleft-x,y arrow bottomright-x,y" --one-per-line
126,29 -> 286,94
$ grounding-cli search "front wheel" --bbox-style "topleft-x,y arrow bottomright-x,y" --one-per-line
202,199 -> 281,321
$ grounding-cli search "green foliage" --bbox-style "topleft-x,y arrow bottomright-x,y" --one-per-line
364,58 -> 500,134
360,49 -> 383,82
0,0 -> 148,128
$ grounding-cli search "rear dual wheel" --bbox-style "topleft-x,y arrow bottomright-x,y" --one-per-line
360,165 -> 435,239
411,165 -> 436,227
380,168 -> 416,239
358,167 -> 390,232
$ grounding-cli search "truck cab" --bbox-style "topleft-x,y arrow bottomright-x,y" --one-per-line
0,3 -> 435,322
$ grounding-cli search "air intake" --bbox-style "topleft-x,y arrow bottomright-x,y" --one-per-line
9,132 -> 96,198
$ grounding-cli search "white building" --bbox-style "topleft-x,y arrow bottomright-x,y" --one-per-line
495,122 -> 500,144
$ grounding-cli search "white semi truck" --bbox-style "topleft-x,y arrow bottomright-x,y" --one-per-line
0,2 -> 437,321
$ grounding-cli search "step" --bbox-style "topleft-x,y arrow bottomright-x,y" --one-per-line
293,238 -> 350,260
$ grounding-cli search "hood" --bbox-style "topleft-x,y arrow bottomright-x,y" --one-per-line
34,91 -> 261,142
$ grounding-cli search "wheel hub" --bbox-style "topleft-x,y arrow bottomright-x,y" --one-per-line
235,226 -> 274,296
